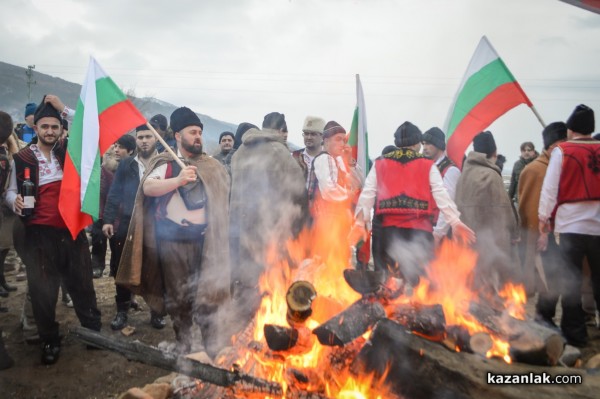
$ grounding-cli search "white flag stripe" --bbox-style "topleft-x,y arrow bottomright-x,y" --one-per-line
356,74 -> 368,174
80,58 -> 101,204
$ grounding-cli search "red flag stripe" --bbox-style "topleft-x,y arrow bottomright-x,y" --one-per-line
58,153 -> 93,239
98,100 -> 146,155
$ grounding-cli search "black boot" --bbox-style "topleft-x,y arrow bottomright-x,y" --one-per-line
150,311 -> 166,330
111,301 -> 130,330
41,339 -> 61,365
0,330 -> 14,370
0,286 -> 8,298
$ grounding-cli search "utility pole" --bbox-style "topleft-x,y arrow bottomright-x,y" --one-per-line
26,65 -> 36,101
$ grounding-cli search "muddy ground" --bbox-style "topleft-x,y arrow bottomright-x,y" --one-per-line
0,250 -> 175,399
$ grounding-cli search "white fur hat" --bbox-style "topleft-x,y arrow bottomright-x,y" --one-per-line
302,116 -> 326,134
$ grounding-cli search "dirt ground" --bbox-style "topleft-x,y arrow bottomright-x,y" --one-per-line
0,249 -> 176,399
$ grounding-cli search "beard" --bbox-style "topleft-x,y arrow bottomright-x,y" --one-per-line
138,143 -> 157,159
181,138 -> 203,155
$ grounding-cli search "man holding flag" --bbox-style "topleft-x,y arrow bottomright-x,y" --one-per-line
4,95 -> 101,365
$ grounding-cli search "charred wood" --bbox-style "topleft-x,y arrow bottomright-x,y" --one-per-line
313,299 -> 385,346
264,324 -> 298,351
388,303 -> 446,340
469,301 -> 565,366
445,325 -> 471,352
285,388 -> 332,399
468,332 -> 493,357
70,326 -> 282,394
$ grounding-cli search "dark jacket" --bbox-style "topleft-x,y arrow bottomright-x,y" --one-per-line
103,156 -> 141,238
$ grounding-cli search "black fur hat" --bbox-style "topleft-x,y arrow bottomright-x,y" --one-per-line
566,104 -> 594,135
422,127 -> 446,150
472,131 -> 497,156
170,107 -> 203,133
394,121 -> 422,148
33,95 -> 61,124
542,122 -> 567,150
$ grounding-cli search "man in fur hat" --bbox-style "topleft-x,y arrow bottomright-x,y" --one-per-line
4,95 -> 101,365
213,131 -> 235,164
353,121 -> 474,285
421,127 -> 461,243
116,107 -> 230,358
517,122 -> 567,325
539,104 -> 600,347
455,131 -> 518,292
292,115 -> 326,185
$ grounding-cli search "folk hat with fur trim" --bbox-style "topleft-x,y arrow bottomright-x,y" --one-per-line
302,116 -> 326,134
394,121 -> 422,147
170,107 -> 203,133
566,104 -> 595,135
542,122 -> 567,150
33,95 -> 61,124
472,131 -> 497,156
323,121 -> 346,138
422,127 -> 446,151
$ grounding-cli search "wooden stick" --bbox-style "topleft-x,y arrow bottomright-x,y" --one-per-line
530,105 -> 546,128
145,122 -> 186,169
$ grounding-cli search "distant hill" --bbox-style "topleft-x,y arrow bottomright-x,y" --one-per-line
0,61 -> 237,154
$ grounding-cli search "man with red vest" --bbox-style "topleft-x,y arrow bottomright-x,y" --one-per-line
353,121 -> 474,284
539,104 -> 600,347
4,96 -> 101,365
421,127 -> 461,243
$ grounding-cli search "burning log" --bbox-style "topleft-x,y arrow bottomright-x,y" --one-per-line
355,319 -> 594,399
444,325 -> 471,352
69,326 -> 283,395
285,388 -> 332,399
264,324 -> 315,354
313,299 -> 385,346
388,303 -> 446,340
287,281 -> 317,326
468,332 -> 493,357
469,301 -> 565,366
264,324 -> 299,351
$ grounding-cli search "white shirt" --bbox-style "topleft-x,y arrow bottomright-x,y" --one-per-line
355,162 -> 461,231
539,146 -> 600,234
134,155 -> 148,180
5,145 -> 63,213
433,155 -> 461,237
313,153 -> 348,202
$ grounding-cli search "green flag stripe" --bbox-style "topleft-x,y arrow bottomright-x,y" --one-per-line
96,77 -> 128,114
68,98 -> 86,175
81,151 -> 102,218
447,58 -> 516,138
348,106 -> 359,146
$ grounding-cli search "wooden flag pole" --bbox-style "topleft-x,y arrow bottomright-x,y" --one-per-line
145,122 -> 186,169
530,105 -> 546,128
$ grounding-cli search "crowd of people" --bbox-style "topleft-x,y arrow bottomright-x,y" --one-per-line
0,94 -> 598,372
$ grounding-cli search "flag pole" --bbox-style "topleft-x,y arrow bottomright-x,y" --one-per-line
145,122 -> 187,169
530,105 -> 546,128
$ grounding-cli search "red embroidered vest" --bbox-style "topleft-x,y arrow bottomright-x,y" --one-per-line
556,139 -> 600,207
374,149 -> 435,231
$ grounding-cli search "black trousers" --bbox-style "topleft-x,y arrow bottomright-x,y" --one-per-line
535,233 -> 562,321
558,233 -> 600,345
373,226 -> 433,285
24,225 -> 101,343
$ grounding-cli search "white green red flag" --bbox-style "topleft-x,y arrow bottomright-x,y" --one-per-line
444,36 -> 532,168
348,74 -> 370,174
59,57 -> 146,239
559,0 -> 600,14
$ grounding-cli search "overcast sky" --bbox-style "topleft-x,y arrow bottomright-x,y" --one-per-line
2,0 -> 599,165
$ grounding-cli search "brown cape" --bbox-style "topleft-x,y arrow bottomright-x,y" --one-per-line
115,152 -> 231,314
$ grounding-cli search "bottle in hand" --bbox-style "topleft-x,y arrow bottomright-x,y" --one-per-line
21,167 -> 35,216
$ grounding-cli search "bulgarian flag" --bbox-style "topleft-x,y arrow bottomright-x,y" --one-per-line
444,36 -> 533,168
348,74 -> 370,174
559,0 -> 600,15
59,57 -> 146,239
